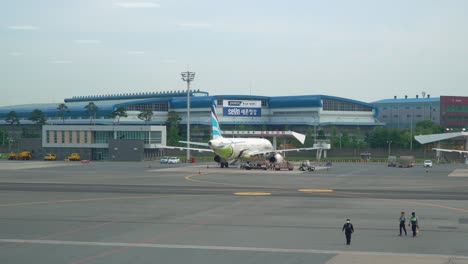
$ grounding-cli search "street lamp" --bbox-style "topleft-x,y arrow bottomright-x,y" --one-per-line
339,133 -> 343,150
181,71 -> 195,163
387,140 -> 392,156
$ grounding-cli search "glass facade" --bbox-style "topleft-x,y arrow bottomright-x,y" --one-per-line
125,102 -> 168,112
116,131 -> 161,144
93,131 -> 113,144
323,99 -> 373,112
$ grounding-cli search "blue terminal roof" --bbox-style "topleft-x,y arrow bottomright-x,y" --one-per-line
373,97 -> 440,104
64,89 -> 208,103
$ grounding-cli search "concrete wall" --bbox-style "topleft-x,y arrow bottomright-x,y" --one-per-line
108,139 -> 144,161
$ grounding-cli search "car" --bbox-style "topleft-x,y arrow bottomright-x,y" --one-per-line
167,157 -> 181,164
160,156 -> 169,163
68,153 -> 81,161
44,153 -> 57,161
424,160 -> 433,168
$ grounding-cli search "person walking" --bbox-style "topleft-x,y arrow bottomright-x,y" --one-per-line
409,212 -> 419,237
399,211 -> 407,236
342,219 -> 354,245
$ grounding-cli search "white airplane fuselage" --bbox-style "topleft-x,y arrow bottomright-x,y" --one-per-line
208,137 -> 274,161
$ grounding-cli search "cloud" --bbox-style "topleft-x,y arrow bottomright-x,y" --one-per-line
8,52 -> 24,56
161,59 -> 176,64
51,60 -> 73,64
74,39 -> 102,44
8,25 -> 39,30
178,22 -> 213,28
127,50 -> 145,55
115,2 -> 160,8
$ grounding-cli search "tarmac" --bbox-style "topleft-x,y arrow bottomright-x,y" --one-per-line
0,160 -> 467,264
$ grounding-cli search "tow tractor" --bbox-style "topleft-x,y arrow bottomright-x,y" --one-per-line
298,160 -> 315,171
240,161 -> 268,170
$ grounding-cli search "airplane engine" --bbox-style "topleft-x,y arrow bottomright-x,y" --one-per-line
268,153 -> 284,164
214,155 -> 222,163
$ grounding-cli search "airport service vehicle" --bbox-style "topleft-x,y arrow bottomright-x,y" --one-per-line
298,160 -> 315,171
387,156 -> 397,167
164,105 -> 324,168
424,160 -> 433,168
44,153 -> 57,161
240,162 -> 268,170
68,153 -> 81,161
18,151 -> 32,160
167,157 -> 180,164
160,156 -> 169,163
397,156 -> 415,168
8,152 -> 17,160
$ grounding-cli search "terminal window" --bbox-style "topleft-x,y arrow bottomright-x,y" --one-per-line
322,99 -> 372,112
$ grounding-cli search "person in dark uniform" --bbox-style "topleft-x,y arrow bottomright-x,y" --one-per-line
342,219 -> 354,245
399,211 -> 407,236
409,212 -> 419,237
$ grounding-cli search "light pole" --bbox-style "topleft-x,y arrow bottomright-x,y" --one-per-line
409,114 -> 413,151
339,133 -> 343,150
387,140 -> 392,156
181,71 -> 195,162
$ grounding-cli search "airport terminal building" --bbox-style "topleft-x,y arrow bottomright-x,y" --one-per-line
0,90 -> 382,160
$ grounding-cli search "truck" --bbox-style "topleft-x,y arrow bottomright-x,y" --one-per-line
18,151 -> 32,160
387,156 -> 397,167
68,153 -> 81,161
8,152 -> 17,160
397,156 -> 415,168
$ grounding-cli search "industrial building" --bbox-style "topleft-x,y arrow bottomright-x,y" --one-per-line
373,95 -> 468,130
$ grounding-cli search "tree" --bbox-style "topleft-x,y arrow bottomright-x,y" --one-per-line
138,109 -> 154,124
317,129 -> 326,140
29,109 -> 46,125
351,127 -> 362,149
5,111 -> 20,126
329,126 -> 339,148
84,102 -> 98,124
110,106 -> 128,124
341,131 -> 350,147
303,127 -> 314,147
165,111 -> 180,146
57,103 -> 69,124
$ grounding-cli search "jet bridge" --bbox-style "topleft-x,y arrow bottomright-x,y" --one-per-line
415,131 -> 468,164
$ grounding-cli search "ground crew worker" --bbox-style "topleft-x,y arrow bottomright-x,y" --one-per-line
399,211 -> 407,236
342,219 -> 354,245
409,212 -> 419,237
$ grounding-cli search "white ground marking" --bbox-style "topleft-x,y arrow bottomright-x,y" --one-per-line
0,162 -> 78,170
326,254 -> 468,264
448,169 -> 468,177
0,239 -> 467,260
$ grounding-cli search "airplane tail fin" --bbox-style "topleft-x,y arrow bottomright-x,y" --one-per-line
211,105 -> 222,139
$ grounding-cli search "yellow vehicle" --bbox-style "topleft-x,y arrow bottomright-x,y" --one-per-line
8,152 -> 17,160
18,151 -> 32,160
44,153 -> 57,161
68,153 -> 81,161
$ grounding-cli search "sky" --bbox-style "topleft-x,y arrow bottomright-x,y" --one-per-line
1,0 -> 468,106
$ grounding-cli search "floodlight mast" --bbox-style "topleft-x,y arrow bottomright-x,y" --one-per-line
181,71 -> 195,163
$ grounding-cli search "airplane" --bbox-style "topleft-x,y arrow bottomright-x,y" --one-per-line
165,105 -> 324,168
432,148 -> 468,165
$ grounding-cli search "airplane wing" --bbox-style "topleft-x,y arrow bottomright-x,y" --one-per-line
433,148 -> 468,154
160,146 -> 214,153
179,141 -> 209,147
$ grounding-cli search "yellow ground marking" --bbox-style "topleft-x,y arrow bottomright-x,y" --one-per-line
234,192 -> 272,196
0,194 -> 198,208
298,189 -> 333,193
